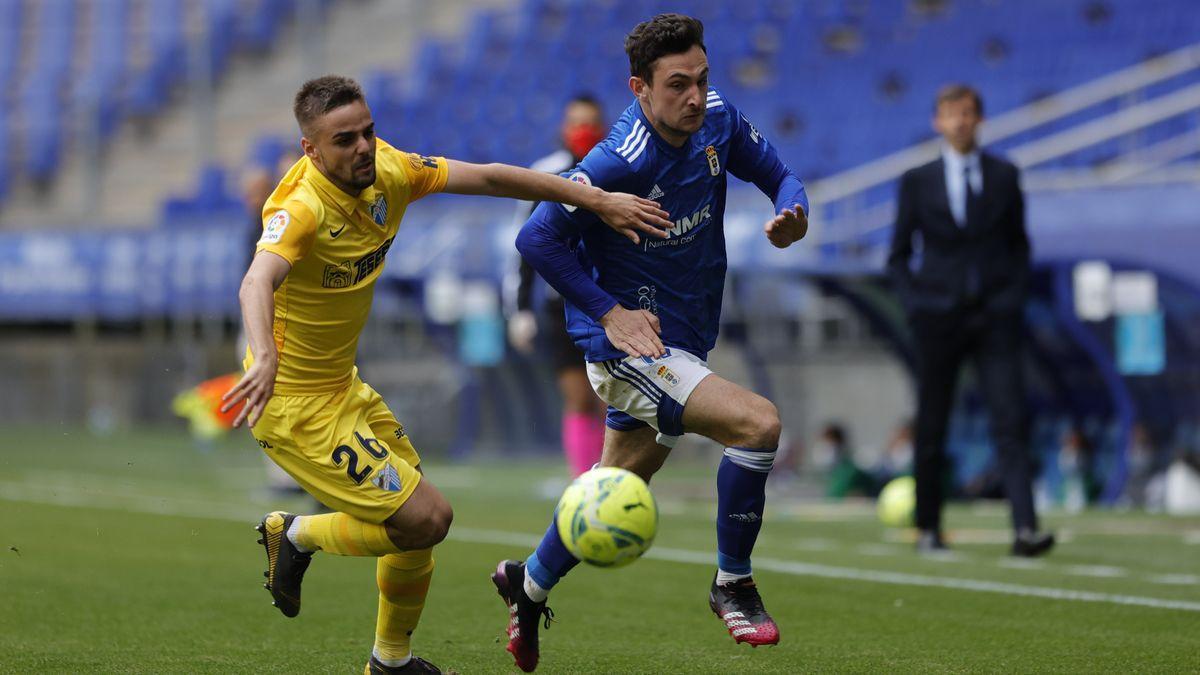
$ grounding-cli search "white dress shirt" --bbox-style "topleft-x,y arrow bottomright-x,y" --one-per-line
942,146 -> 983,227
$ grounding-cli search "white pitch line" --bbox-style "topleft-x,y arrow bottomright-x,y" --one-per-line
3,483 -> 1200,614
792,538 -> 837,552
1064,565 -> 1128,578
1148,574 -> 1199,586
855,544 -> 900,557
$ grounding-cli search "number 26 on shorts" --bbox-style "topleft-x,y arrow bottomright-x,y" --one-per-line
330,431 -> 389,485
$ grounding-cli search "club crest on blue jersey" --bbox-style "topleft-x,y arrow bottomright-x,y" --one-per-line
370,195 -> 388,226
705,145 -> 720,176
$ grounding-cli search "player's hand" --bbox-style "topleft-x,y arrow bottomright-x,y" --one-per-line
595,192 -> 672,245
508,310 -> 538,354
764,204 -> 808,248
220,359 -> 276,428
599,305 -> 664,359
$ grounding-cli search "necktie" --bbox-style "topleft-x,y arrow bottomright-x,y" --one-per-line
963,164 -> 981,303
964,165 -> 980,229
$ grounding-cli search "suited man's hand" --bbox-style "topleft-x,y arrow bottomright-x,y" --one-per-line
764,204 -> 808,248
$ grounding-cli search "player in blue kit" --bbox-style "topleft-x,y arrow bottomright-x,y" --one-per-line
491,14 -> 809,671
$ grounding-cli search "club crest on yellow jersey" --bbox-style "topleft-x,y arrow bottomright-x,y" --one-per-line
370,195 -> 388,226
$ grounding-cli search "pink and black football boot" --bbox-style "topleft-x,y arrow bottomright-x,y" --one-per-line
491,560 -> 554,672
709,574 -> 780,647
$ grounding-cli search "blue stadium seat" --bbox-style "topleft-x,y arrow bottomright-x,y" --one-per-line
0,0 -> 21,96
162,165 -> 243,222
129,0 -> 187,116
73,0 -> 129,140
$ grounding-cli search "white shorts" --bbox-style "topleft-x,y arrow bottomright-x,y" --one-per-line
586,347 -> 713,448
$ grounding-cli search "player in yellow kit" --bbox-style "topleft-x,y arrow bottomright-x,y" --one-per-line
220,75 -> 671,674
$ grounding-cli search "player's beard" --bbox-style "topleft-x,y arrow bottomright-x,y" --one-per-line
349,161 -> 376,190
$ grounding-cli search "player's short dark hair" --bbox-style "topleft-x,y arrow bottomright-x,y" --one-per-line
934,83 -> 984,116
293,75 -> 365,134
567,93 -> 603,111
624,13 -> 707,83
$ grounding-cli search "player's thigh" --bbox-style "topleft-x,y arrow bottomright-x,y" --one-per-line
356,382 -> 452,542
587,349 -> 711,446
277,384 -> 423,524
600,425 -> 669,482
682,374 -> 781,449
361,381 -> 423,470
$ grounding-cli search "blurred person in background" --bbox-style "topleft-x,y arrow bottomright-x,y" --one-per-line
1122,422 -> 1167,509
887,84 -> 1054,558
243,141 -> 305,266
508,95 -> 609,478
810,422 -> 874,500
220,75 -> 672,674
498,14 -> 809,669
1056,426 -> 1093,512
871,418 -> 914,491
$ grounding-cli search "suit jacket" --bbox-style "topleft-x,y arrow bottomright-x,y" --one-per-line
887,152 -> 1030,315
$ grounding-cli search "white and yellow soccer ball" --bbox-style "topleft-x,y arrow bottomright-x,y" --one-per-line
555,467 -> 658,568
877,475 -> 916,527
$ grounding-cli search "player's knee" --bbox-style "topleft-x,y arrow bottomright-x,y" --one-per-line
740,399 -> 781,450
385,494 -> 453,549
423,501 -> 453,547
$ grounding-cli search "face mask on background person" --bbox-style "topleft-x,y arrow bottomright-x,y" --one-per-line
564,123 -> 606,160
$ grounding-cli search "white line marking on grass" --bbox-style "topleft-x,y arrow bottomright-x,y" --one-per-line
793,538 -> 837,552
1064,565 -> 1128,578
4,484 -> 1200,614
855,544 -> 900,557
920,550 -> 967,563
1148,574 -> 1199,586
1185,532 -> 1200,545
997,558 -> 1047,570
642,546 -> 1200,613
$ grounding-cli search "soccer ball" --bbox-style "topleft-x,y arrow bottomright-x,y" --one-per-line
877,476 -> 916,527
555,467 -> 658,568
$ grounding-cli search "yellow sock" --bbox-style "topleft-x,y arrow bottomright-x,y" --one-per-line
293,512 -> 402,556
374,549 -> 435,662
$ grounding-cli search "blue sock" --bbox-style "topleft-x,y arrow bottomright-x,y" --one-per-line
525,520 -> 580,591
716,447 -> 775,575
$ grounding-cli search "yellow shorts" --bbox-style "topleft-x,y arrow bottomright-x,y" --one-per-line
251,370 -> 421,523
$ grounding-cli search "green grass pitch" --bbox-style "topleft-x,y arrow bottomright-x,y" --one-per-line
1,427 -> 1198,673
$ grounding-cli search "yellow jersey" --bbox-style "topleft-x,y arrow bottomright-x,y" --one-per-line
247,139 -> 448,394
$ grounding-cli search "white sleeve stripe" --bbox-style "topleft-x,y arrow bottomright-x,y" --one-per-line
625,131 -> 651,163
706,101 -> 724,109
615,120 -> 644,155
619,128 -> 648,159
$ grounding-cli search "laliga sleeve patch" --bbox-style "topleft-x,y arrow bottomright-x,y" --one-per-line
259,210 -> 290,244
563,171 -> 591,213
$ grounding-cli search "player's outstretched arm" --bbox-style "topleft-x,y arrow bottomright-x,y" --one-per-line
221,251 -> 291,428
723,99 -> 810,249
764,204 -> 808,249
442,159 -> 672,244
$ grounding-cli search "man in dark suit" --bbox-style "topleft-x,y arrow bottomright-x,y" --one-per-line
887,84 -> 1054,557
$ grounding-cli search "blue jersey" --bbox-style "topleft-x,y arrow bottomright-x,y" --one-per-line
516,89 -> 808,362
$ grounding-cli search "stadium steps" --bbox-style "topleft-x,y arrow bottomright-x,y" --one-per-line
0,0 -> 513,228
